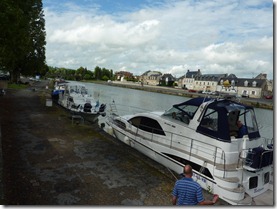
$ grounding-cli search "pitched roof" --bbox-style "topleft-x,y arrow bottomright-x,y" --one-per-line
160,73 -> 176,81
217,78 -> 267,87
195,73 -> 227,81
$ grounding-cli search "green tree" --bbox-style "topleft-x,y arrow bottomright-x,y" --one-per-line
27,0 -> 47,77
0,0 -> 46,82
102,75 -> 109,81
94,66 -> 102,80
83,74 -> 92,80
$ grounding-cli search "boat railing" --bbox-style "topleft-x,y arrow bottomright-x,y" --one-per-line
262,137 -> 273,147
244,148 -> 273,169
165,128 -> 226,170
109,115 -> 227,176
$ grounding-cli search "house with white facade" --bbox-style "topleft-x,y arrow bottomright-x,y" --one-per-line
193,73 -> 227,92
216,73 -> 271,98
177,69 -> 201,89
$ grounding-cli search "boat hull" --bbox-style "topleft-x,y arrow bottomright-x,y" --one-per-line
106,97 -> 273,205
53,98 -> 105,123
110,122 -> 271,205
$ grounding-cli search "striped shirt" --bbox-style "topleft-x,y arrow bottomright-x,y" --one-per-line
172,177 -> 204,205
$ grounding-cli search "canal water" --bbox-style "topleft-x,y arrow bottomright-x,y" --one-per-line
70,81 -> 273,140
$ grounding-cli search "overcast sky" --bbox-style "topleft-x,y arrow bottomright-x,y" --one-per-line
42,0 -> 273,79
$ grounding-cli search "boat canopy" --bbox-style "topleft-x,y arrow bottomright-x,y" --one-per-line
195,98 -> 260,142
163,97 -> 260,142
173,97 -> 212,108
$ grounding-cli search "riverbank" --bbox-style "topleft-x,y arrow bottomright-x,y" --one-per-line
0,80 -> 230,205
91,80 -> 273,110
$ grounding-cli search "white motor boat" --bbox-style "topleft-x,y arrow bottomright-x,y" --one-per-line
52,83 -> 106,123
105,97 -> 273,205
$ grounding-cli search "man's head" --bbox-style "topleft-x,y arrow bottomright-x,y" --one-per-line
183,164 -> 193,177
237,120 -> 242,128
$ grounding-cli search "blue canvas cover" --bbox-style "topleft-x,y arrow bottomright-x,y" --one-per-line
195,99 -> 260,142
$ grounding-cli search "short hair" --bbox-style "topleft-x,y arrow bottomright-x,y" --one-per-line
183,164 -> 193,176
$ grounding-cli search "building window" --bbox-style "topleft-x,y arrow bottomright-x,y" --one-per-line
244,80 -> 248,87
252,81 -> 257,87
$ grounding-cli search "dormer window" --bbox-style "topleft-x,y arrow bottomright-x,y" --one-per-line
231,80 -> 235,86
252,81 -> 257,87
244,80 -> 248,87
220,79 -> 223,85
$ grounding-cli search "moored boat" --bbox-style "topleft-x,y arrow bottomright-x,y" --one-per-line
105,97 -> 273,205
52,82 -> 106,123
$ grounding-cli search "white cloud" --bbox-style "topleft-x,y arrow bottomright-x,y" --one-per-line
47,10 -> 160,47
44,0 -> 273,79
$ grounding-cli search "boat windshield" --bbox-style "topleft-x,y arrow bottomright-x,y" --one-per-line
163,104 -> 199,124
68,85 -> 88,95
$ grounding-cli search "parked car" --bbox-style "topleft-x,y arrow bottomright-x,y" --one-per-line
265,95 -> 273,99
211,91 -> 219,96
241,92 -> 249,98
202,90 -> 212,94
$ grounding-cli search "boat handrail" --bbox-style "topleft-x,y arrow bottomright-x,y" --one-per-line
239,147 -> 273,170
258,149 -> 273,168
166,128 -> 226,175
262,137 -> 273,146
109,115 -> 227,177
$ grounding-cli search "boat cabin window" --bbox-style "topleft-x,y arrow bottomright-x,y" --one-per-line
200,108 -> 218,131
239,109 -> 259,136
128,116 -> 165,135
114,119 -> 126,129
228,110 -> 240,137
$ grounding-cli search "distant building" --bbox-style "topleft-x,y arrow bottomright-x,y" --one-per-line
140,71 -> 162,85
194,73 -> 227,92
114,71 -> 134,81
177,69 -> 201,89
216,74 -> 238,93
235,78 -> 268,98
159,74 -> 176,86
216,73 -> 271,98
